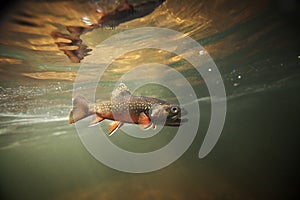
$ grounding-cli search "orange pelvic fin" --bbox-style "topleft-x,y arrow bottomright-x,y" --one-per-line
108,121 -> 123,136
138,112 -> 153,130
89,115 -> 104,126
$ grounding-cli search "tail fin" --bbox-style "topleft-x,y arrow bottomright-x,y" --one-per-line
69,96 -> 93,124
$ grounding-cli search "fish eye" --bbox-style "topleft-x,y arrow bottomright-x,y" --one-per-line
170,106 -> 179,114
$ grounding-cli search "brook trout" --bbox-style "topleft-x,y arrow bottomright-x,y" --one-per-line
69,83 -> 187,136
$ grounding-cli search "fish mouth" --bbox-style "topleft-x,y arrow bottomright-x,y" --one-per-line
167,108 -> 188,126
166,117 -> 188,126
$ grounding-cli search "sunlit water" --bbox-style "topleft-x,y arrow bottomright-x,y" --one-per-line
0,0 -> 300,199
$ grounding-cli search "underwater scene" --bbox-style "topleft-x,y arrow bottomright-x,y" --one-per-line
0,0 -> 299,199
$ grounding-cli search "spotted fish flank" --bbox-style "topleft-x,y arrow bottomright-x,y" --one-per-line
69,83 -> 187,135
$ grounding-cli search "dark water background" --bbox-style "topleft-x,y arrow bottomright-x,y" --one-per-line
0,0 -> 300,199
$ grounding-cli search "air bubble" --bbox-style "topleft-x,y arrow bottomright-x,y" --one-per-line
199,50 -> 205,55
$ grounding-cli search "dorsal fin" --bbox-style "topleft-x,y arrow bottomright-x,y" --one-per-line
111,82 -> 132,102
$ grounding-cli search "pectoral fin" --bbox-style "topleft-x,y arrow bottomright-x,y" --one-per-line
108,121 -> 123,136
138,112 -> 153,130
152,124 -> 156,130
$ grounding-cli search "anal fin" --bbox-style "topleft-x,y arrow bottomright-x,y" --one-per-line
109,121 -> 123,136
89,115 -> 104,126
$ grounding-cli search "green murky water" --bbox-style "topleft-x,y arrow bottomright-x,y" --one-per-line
0,0 -> 299,199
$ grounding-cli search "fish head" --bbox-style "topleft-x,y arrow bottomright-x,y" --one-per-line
149,104 -> 188,126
